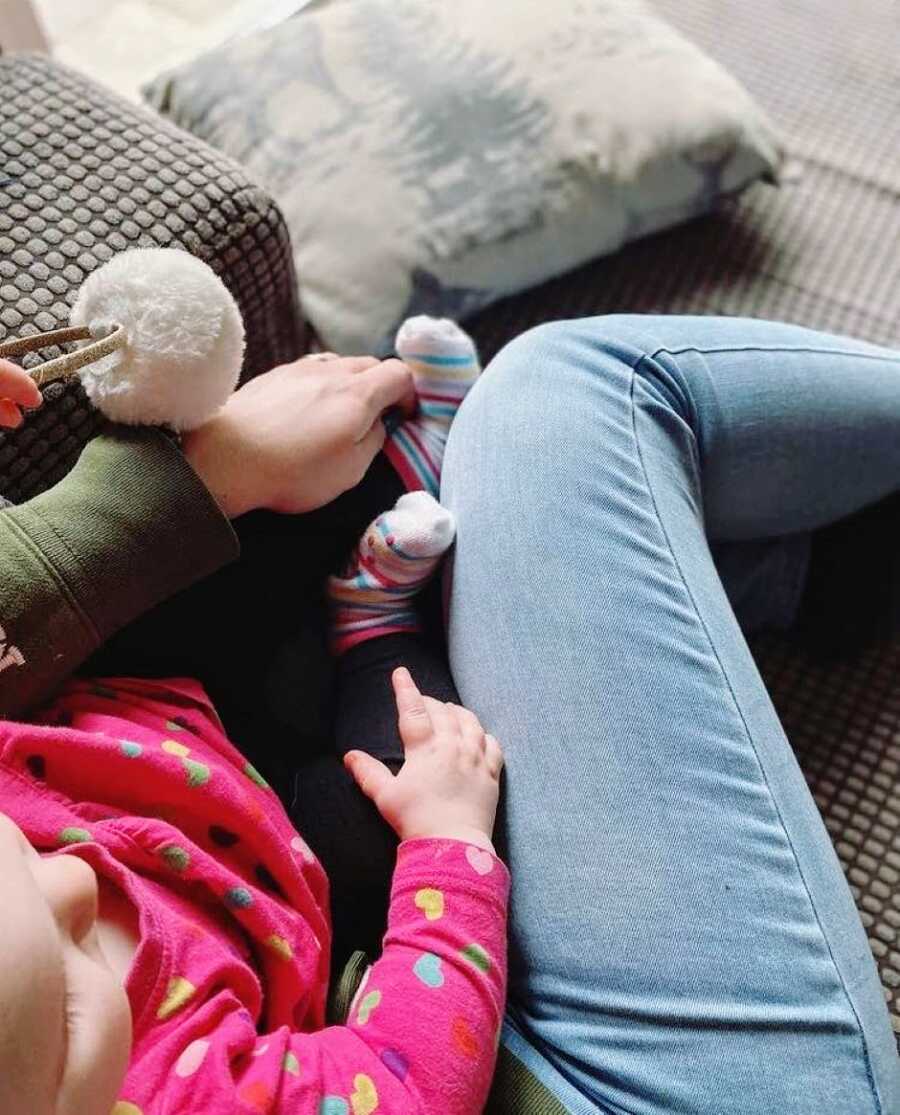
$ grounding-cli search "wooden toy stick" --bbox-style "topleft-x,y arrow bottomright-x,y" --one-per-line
0,324 -> 127,387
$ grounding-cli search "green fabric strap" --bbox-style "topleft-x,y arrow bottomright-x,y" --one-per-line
484,1045 -> 571,1115
327,949 -> 371,1026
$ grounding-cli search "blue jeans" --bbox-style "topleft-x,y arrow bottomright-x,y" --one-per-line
442,316 -> 900,1115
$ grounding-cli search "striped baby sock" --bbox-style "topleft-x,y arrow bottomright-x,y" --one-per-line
328,490 -> 455,654
384,315 -> 482,497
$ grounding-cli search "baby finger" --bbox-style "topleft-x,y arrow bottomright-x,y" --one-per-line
453,704 -> 487,749
485,734 -> 504,779
423,695 -> 458,738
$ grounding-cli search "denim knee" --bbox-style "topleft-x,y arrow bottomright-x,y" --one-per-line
445,316 -> 662,521
459,315 -> 696,454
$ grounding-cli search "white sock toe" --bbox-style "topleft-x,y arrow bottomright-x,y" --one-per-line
396,315 -> 477,358
378,491 -> 456,558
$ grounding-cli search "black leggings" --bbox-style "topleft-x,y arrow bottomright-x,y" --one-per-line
82,450 -> 460,966
295,629 -> 460,966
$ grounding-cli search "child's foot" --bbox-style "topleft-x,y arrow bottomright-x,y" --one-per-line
328,490 -> 455,654
384,315 -> 481,497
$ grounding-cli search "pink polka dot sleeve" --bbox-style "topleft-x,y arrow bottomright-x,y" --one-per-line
166,838 -> 509,1115
336,837 -> 510,1112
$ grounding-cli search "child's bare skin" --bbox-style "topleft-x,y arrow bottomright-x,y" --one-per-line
0,812 -> 132,1114
346,667 -> 503,852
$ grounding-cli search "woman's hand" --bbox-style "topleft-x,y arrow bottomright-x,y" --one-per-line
345,668 -> 504,852
182,354 -> 414,517
0,359 -> 42,429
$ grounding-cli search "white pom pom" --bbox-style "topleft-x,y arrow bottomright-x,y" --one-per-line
69,248 -> 245,431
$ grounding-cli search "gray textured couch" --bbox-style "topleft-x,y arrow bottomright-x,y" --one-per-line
0,0 -> 897,1060
0,52 -> 306,503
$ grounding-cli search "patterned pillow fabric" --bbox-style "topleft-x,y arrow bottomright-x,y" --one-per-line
145,0 -> 783,355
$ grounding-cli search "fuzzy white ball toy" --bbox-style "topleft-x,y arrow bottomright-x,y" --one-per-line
68,247 -> 245,431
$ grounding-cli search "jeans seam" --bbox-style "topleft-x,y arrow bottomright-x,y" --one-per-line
657,343 -> 900,365
626,353 -> 884,1115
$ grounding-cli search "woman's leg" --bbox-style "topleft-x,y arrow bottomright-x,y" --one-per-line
442,315 -> 900,1115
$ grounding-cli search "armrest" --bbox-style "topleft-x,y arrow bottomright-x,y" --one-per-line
0,52 -> 308,504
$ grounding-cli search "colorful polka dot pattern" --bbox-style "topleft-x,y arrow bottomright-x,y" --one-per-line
314,1073 -> 380,1115
465,844 -> 495,875
414,887 -> 444,920
413,952 -> 444,988
291,834 -> 315,863
160,845 -> 191,873
156,977 -> 196,1021
162,739 -> 191,758
225,886 -> 254,909
350,1074 -> 378,1114
7,684 -> 508,1115
460,943 -> 491,973
239,1080 -> 274,1111
266,934 -> 293,961
451,1016 -> 479,1058
380,1049 -> 409,1082
243,761 -> 270,789
319,1098 -> 348,1115
174,1038 -> 209,1078
356,990 -> 381,1025
182,758 -> 211,787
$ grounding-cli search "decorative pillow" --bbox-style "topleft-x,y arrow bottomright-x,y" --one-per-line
145,0 -> 783,355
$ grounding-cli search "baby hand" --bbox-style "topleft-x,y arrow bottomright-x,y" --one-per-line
0,359 -> 42,429
344,667 -> 503,852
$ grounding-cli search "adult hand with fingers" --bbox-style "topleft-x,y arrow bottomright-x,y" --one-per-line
182,353 -> 416,518
344,667 -> 503,852
0,359 -> 43,430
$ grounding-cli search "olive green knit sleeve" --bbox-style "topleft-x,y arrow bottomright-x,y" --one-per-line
0,426 -> 239,720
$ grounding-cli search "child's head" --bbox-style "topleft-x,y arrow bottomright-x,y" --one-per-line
0,812 -> 131,1114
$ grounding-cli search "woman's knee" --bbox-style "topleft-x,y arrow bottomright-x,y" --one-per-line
485,314 -> 653,386
443,320 -> 664,547
476,313 -> 690,408
446,314 -> 691,487
451,316 -> 646,446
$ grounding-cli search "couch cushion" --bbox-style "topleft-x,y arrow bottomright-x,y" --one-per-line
145,0 -> 782,354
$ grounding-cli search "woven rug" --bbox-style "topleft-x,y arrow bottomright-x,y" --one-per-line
752,634 -> 900,1038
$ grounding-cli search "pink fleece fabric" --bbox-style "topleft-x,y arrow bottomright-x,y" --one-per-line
0,675 -> 509,1114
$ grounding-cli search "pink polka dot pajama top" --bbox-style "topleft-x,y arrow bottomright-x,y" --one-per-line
0,675 -> 509,1115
